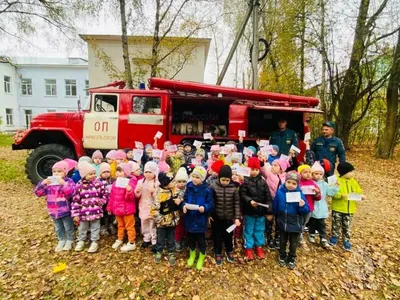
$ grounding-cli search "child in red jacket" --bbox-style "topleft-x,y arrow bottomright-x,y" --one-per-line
297,164 -> 321,247
107,163 -> 137,252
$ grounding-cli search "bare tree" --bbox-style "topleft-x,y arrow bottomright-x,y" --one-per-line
118,0 -> 134,88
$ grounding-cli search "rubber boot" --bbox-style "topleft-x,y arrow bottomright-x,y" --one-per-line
196,252 -> 206,270
187,250 -> 197,267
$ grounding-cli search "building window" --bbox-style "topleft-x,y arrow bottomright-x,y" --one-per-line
24,109 -> 32,128
85,80 -> 89,96
132,96 -> 161,114
65,79 -> 77,96
45,79 -> 57,96
21,78 -> 32,95
4,76 -> 11,93
5,108 -> 13,125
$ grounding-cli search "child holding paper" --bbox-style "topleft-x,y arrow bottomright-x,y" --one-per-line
209,165 -> 241,265
260,159 -> 289,249
240,157 -> 273,260
151,172 -> 182,266
135,161 -> 159,249
174,167 -> 189,251
273,171 -> 309,269
183,142 -> 196,164
34,161 -> 76,252
71,156 -> 92,183
195,148 -> 208,169
309,162 -> 339,248
167,149 -> 185,175
206,160 -> 224,186
182,166 -> 214,270
125,148 -> 134,161
72,162 -> 109,253
297,165 -> 321,246
329,162 -> 365,251
267,145 -> 280,164
107,163 -> 137,252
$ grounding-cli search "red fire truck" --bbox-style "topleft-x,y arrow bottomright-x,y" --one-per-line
12,78 -> 321,184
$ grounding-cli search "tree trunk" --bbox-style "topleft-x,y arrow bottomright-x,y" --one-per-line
299,0 -> 306,94
319,0 -> 327,121
151,0 -> 161,78
376,30 -> 400,159
118,0 -> 133,89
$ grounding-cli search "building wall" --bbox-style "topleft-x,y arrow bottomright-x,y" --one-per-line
0,63 -> 19,131
16,66 -> 89,128
87,38 -> 208,87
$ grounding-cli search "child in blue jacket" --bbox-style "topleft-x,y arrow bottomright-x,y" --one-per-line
273,171 -> 310,270
182,166 -> 214,270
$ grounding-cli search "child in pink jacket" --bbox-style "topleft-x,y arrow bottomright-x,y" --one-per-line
135,161 -> 159,249
261,158 -> 288,249
107,163 -> 137,252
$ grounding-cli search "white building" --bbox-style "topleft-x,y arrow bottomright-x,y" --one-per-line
0,57 -> 89,131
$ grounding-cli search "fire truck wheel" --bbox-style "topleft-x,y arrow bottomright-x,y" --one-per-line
25,144 -> 75,185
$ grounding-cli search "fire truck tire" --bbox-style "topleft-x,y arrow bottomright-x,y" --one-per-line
25,144 -> 75,185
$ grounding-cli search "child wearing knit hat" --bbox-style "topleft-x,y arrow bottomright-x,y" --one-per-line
72,162 -> 109,253
71,156 -> 92,183
267,145 -> 280,164
273,171 -> 309,270
308,162 -> 339,248
297,164 -> 321,248
92,150 -> 103,177
34,161 -> 76,252
135,161 -> 159,249
239,157 -> 273,260
209,165 -> 241,265
206,160 -> 224,186
151,172 -> 183,266
195,148 -> 208,169
329,162 -> 365,251
173,167 -> 189,251
98,162 -> 117,236
260,158 -> 289,250
182,166 -> 214,270
107,163 -> 137,252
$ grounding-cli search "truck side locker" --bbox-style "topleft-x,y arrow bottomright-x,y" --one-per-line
228,104 -> 248,139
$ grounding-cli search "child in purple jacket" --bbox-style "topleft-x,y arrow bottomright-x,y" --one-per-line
34,161 -> 76,252
72,162 -> 109,253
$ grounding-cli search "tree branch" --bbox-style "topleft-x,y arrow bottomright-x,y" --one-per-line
366,0 -> 389,29
159,0 -> 189,43
367,26 -> 400,47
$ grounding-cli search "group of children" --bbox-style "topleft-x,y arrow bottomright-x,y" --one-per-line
35,137 -> 365,270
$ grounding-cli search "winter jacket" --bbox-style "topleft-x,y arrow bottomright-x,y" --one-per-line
270,129 -> 298,155
167,156 -> 185,175
240,174 -> 273,216
268,154 -> 279,164
110,161 -> 117,179
273,185 -> 310,233
260,164 -> 286,198
107,179 -> 137,216
183,147 -> 196,164
135,178 -> 159,220
71,170 -> 81,183
71,179 -> 108,221
332,177 -> 362,214
182,182 -> 214,233
210,181 -> 241,220
299,179 -> 321,212
311,136 -> 346,176
206,175 -> 219,186
34,178 -> 76,219
151,187 -> 181,228
313,180 -> 339,219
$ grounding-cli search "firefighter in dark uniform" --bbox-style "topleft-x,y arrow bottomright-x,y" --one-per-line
311,121 -> 346,176
269,117 -> 298,155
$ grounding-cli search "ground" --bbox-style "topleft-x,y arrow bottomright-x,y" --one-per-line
0,136 -> 399,299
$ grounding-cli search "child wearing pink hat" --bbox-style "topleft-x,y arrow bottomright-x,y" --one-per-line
98,162 -> 116,236
92,150 -> 103,177
34,161 -> 76,252
72,162 -> 109,253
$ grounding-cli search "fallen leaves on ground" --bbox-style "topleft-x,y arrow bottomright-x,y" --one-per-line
0,146 -> 400,299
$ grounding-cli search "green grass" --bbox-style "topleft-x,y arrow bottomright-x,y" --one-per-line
0,133 -> 14,147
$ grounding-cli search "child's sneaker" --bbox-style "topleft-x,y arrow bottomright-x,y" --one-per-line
329,236 -> 338,246
87,242 -> 98,253
75,241 -> 85,252
175,240 -> 183,252
288,260 -> 296,270
244,248 -> 254,260
168,253 -> 176,266
141,241 -> 151,249
278,254 -> 287,267
226,252 -> 234,263
303,226 -> 309,232
112,240 -> 124,250
274,239 -> 280,250
121,242 -> 136,252
154,252 -> 162,264
343,240 -> 352,252
215,254 -> 223,266
320,239 -> 330,249
267,239 -> 276,250
62,241 -> 73,251
254,247 -> 265,259
308,234 -> 316,244
55,240 -> 66,252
